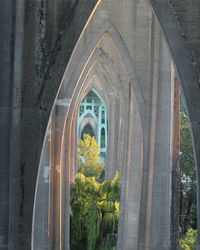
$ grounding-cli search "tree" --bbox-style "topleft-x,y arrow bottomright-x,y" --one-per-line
77,134 -> 104,179
70,172 -> 120,250
179,228 -> 197,250
180,110 -> 197,231
70,134 -> 120,250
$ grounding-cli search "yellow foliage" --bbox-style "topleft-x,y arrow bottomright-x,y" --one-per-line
179,228 -> 197,250
77,134 -> 104,178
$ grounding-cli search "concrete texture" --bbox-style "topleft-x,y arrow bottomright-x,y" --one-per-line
33,2 -> 177,249
148,2 -> 200,248
0,0 -> 200,250
0,1 -> 98,250
0,1 -> 12,249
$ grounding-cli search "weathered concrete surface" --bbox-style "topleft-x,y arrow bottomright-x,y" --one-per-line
148,1 -> 200,248
0,1 -> 12,249
0,1 -> 98,250
34,1 -> 177,249
170,0 -> 200,75
1,0 -> 200,249
168,3 -> 200,247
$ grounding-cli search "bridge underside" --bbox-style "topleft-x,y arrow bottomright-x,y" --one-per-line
0,1 -> 200,250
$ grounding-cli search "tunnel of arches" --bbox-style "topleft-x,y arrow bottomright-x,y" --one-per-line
78,89 -> 108,162
32,28 -> 143,250
81,123 -> 95,139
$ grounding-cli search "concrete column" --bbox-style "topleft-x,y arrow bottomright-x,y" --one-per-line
32,125 -> 50,250
104,108 -> 108,151
147,32 -> 174,250
0,1 -> 12,249
48,110 -> 56,250
52,99 -> 70,250
32,99 -> 70,250
98,106 -> 102,146
62,108 -> 77,250
8,1 -> 27,249
60,100 -> 77,250
117,85 -> 143,250
106,97 -> 119,178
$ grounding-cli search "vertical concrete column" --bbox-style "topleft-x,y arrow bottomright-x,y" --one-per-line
69,108 -> 77,184
117,84 -> 143,250
32,99 -> 71,250
52,99 -> 70,250
104,108 -> 108,151
106,97 -> 120,178
116,98 -> 129,177
32,124 -> 50,250
98,106 -> 102,145
32,98 -> 70,250
146,35 -> 175,250
8,0 -> 27,249
0,1 -> 12,249
59,99 -> 79,250
48,110 -> 56,250
62,106 -> 77,250
106,98 -> 114,178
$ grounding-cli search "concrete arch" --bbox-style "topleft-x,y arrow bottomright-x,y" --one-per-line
15,1 -> 199,250
32,21 -> 143,250
79,111 -> 98,124
148,1 -> 200,247
78,88 -> 108,152
60,31 -> 143,250
79,115 -> 97,139
32,2 -> 180,248
2,1 -> 200,250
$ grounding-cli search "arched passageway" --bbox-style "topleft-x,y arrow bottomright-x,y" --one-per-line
1,1 -> 200,250
32,1 -> 183,248
78,89 -> 108,160
33,26 -> 144,250
148,2 -> 200,248
81,123 -> 95,139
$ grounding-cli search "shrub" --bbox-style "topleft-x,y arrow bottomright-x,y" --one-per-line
77,134 -> 104,179
71,134 -> 120,249
179,228 -> 197,250
70,172 -> 120,250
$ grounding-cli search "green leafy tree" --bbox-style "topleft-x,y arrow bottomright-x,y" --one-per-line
70,172 -> 120,250
180,112 -> 195,181
77,134 -> 104,179
70,134 -> 120,250
180,110 -> 197,231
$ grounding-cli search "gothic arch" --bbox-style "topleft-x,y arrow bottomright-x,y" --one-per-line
80,117 -> 97,139
78,88 -> 108,154
32,2 -> 191,250
80,122 -> 95,139
2,1 -> 200,250
148,1 -> 200,247
32,24 -> 143,250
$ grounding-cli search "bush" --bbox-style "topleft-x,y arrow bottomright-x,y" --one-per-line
71,134 -> 120,250
179,228 -> 197,250
70,172 -> 120,250
77,134 -> 104,179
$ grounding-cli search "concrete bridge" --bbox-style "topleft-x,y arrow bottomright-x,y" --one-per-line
0,0 -> 200,249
